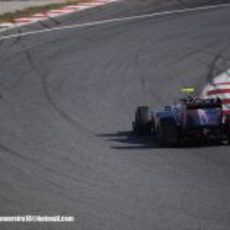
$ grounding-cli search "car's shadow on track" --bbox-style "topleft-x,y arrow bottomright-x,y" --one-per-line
97,131 -> 225,150
97,131 -> 157,150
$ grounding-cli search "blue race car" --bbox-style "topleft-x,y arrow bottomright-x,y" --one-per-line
132,90 -> 230,147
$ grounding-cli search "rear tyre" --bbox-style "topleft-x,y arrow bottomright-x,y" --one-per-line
224,115 -> 230,144
156,118 -> 179,147
133,106 -> 152,135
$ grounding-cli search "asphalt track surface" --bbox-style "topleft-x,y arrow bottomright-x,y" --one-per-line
0,1 -> 230,230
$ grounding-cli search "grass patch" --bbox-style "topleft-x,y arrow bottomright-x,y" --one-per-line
0,0 -> 84,23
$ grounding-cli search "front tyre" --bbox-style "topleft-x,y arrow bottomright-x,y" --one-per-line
224,115 -> 230,144
133,106 -> 153,135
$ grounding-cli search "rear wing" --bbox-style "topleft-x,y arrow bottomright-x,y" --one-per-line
186,98 -> 222,110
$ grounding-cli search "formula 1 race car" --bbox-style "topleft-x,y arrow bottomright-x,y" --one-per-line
132,88 -> 230,147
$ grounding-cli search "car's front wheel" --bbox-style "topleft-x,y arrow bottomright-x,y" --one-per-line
224,115 -> 230,144
133,106 -> 153,135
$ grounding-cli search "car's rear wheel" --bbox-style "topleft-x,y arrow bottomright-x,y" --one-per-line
133,106 -> 153,135
224,115 -> 230,144
156,118 -> 179,147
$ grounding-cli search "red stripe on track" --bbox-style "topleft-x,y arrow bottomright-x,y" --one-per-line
221,99 -> 230,104
223,110 -> 230,115
207,89 -> 230,95
11,0 -> 112,26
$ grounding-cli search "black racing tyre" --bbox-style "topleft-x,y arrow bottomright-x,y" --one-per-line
156,118 -> 179,147
224,115 -> 230,144
134,106 -> 152,135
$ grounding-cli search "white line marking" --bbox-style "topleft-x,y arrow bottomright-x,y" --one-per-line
1,2 -> 230,41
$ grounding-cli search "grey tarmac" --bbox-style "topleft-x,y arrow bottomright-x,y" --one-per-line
0,0 -> 230,229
